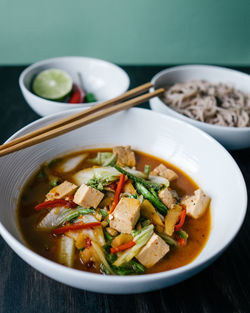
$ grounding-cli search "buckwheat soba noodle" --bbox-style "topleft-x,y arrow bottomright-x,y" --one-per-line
162,80 -> 250,127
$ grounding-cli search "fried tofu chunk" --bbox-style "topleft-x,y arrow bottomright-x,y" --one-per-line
150,164 -> 178,182
136,233 -> 169,268
113,145 -> 136,167
181,189 -> 210,219
109,198 -> 140,233
46,181 -> 78,201
73,184 -> 104,209
159,188 -> 176,209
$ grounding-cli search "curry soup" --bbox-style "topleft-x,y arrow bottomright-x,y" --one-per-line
18,148 -> 211,275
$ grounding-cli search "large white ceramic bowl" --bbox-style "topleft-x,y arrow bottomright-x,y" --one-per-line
149,65 -> 250,150
19,56 -> 130,116
0,108 -> 247,294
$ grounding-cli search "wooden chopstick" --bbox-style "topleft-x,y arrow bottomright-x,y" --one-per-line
0,87 -> 164,157
0,82 -> 153,152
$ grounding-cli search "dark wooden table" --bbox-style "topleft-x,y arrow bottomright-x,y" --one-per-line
0,65 -> 250,313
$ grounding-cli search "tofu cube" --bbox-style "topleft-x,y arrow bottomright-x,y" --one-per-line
136,233 -> 169,268
150,164 -> 178,182
181,189 -> 210,219
73,184 -> 104,208
113,145 -> 136,167
46,181 -> 78,201
159,188 -> 176,208
109,198 -> 140,233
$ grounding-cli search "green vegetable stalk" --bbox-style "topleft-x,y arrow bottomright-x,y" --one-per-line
60,208 -> 95,224
176,229 -> 189,240
157,232 -> 178,247
112,260 -> 145,275
113,224 -> 154,267
144,164 -> 151,177
88,152 -> 117,166
135,182 -> 168,215
91,241 -> 115,275
114,165 -> 162,191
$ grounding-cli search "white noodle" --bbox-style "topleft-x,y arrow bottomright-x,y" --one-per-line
162,80 -> 250,127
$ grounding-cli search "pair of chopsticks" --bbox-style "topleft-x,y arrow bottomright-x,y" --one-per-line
0,82 -> 165,157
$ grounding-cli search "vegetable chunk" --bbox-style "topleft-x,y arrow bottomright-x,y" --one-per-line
59,235 -> 75,267
109,198 -> 140,233
46,181 -> 78,201
65,215 -> 105,246
164,204 -> 183,235
150,164 -> 178,182
73,184 -> 104,208
136,233 -> 170,268
113,145 -> 136,167
140,200 -> 164,226
55,153 -> 88,173
181,189 -> 210,219
159,188 -> 176,209
37,207 -> 68,230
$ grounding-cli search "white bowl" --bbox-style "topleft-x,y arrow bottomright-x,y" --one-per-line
19,56 -> 130,117
0,108 -> 247,294
149,65 -> 250,150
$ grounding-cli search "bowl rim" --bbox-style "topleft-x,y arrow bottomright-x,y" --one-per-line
0,107 -> 247,283
19,56 -> 130,108
150,64 -> 250,131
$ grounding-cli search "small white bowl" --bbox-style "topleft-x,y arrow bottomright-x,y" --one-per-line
0,108 -> 247,294
149,65 -> 250,150
19,56 -> 130,117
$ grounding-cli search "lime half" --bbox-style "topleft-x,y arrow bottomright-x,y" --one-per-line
32,69 -> 73,100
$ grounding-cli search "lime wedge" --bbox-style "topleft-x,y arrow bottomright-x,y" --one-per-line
32,69 -> 73,100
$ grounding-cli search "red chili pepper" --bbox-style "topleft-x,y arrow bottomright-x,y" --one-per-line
69,84 -> 85,103
86,237 -> 92,248
175,208 -> 187,231
109,174 -> 126,214
177,237 -> 186,246
110,240 -> 136,254
35,199 -> 77,211
52,222 -> 101,235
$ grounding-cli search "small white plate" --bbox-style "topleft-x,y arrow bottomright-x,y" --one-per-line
19,56 -> 130,116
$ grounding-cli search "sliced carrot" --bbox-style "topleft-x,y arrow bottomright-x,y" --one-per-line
110,240 -> 136,254
35,199 -> 77,211
108,174 -> 125,214
174,209 -> 187,231
52,222 -> 101,235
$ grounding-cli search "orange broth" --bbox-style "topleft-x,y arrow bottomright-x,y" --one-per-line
17,149 -> 211,274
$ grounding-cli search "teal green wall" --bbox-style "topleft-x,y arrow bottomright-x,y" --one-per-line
1,0 -> 250,65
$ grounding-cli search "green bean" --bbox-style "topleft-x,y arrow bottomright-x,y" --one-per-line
114,165 -> 162,191
135,182 -> 168,215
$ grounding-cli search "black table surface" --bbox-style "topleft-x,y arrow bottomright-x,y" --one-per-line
0,65 -> 250,313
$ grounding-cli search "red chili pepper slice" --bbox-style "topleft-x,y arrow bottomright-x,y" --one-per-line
35,199 -> 77,211
108,174 -> 126,214
177,237 -> 186,246
110,240 -> 136,254
69,84 -> 85,103
52,222 -> 101,235
175,209 -> 187,231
